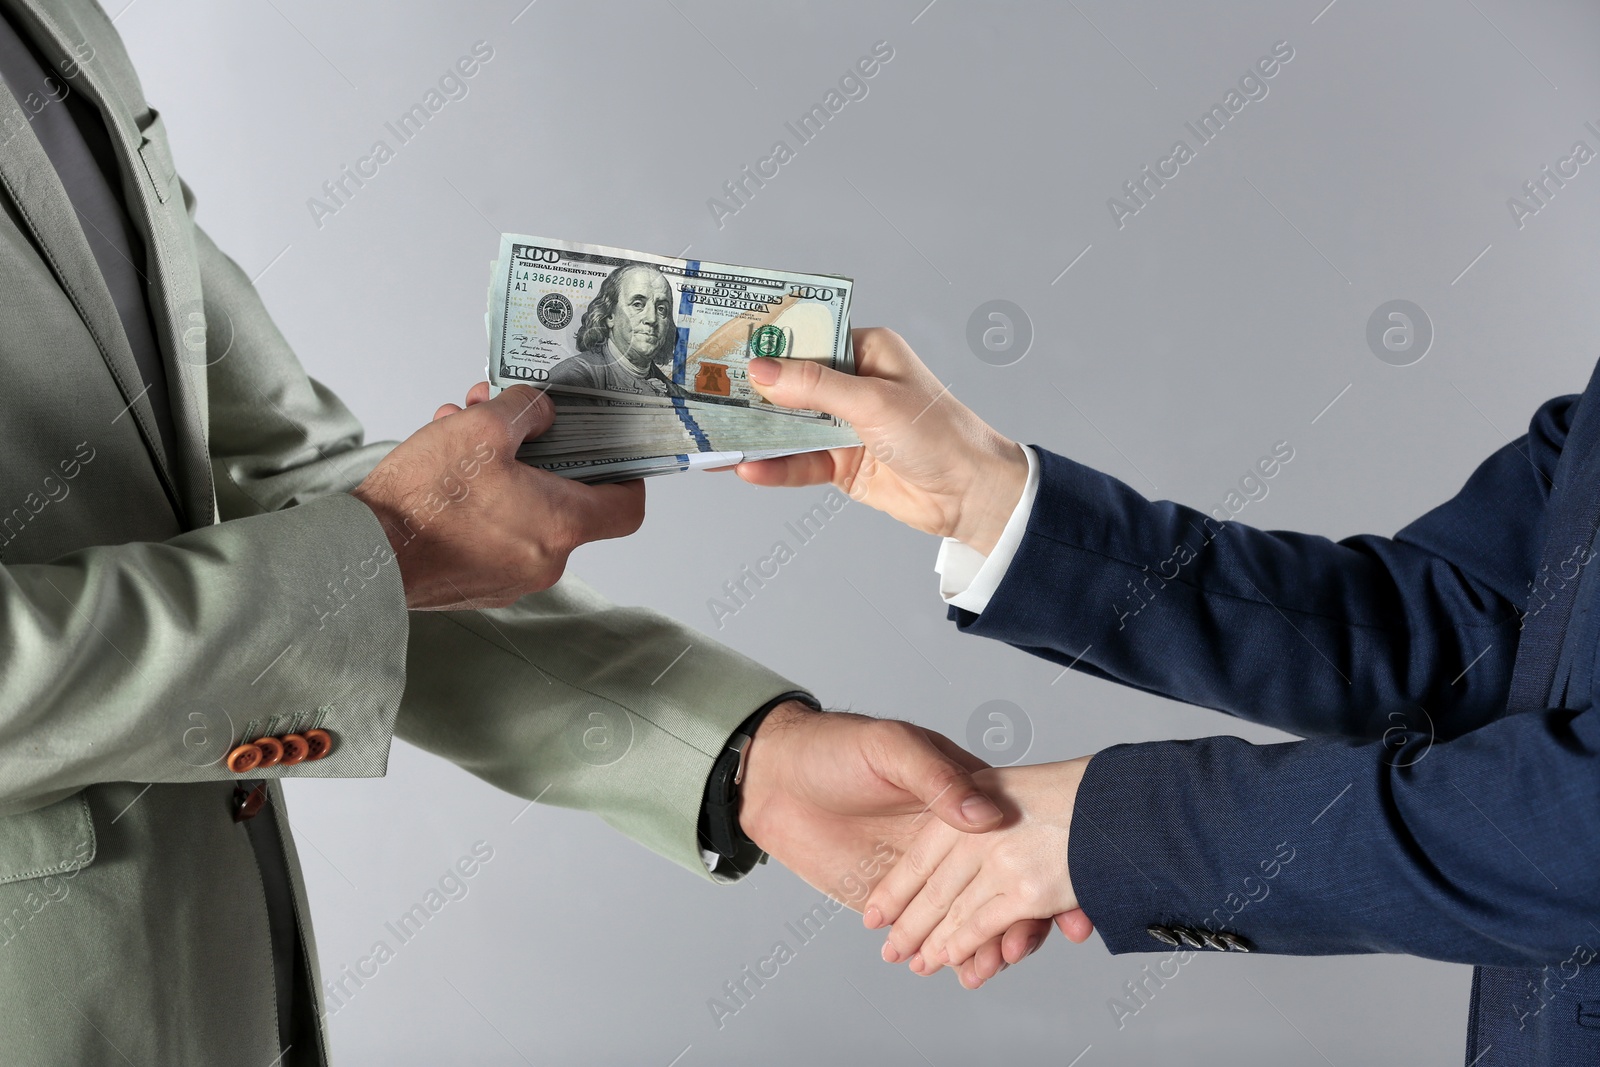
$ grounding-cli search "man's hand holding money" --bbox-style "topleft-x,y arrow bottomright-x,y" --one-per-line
353,382 -> 645,610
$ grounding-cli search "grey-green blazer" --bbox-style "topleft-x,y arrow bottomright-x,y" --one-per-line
0,1 -> 797,1062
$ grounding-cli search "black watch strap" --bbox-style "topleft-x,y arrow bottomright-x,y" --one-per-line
699,692 -> 818,863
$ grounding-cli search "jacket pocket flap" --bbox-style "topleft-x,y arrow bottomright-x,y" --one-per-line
0,793 -> 96,886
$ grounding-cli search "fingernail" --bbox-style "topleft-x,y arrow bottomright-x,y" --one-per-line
882,941 -> 900,963
747,357 -> 780,385
1026,935 -> 1043,957
962,794 -> 1002,825
998,962 -> 1010,973
909,953 -> 923,972
864,905 -> 882,929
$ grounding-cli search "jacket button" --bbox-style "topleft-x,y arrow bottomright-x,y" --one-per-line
1217,932 -> 1254,952
226,743 -> 262,774
1146,925 -> 1180,947
254,737 -> 284,767
280,734 -> 310,765
1201,931 -> 1229,951
1174,928 -> 1205,949
304,728 -> 334,760
232,783 -> 267,822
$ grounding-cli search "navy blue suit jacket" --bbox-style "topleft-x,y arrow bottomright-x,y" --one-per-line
953,362 -> 1600,1064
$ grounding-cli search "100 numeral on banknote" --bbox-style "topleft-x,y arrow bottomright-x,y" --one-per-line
487,236 -> 854,421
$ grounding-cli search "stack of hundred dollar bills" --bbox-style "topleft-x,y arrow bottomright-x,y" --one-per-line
485,236 -> 861,483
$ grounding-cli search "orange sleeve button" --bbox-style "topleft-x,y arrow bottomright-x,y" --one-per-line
280,734 -> 310,765
226,743 -> 262,774
304,728 -> 334,760
254,736 -> 284,767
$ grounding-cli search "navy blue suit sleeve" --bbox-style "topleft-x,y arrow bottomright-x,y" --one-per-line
954,395 -> 1576,742
1069,706 -> 1600,966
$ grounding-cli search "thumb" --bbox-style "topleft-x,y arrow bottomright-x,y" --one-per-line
875,723 -> 1003,832
479,384 -> 555,448
1053,909 -> 1096,944
747,356 -> 883,425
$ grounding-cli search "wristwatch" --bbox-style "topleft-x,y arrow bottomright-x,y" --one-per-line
699,693 -> 818,864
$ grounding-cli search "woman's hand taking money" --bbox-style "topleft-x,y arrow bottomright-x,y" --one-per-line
734,327 -> 1029,556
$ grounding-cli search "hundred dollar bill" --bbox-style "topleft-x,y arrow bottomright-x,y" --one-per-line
487,235 -> 854,420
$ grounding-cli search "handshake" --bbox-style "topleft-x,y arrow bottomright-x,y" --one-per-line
352,327 -> 1100,988
732,699 -> 1097,989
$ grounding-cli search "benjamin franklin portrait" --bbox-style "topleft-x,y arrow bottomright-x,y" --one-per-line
546,263 -> 687,398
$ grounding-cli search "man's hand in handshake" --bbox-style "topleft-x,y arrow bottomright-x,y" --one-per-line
738,704 -> 1091,986
863,757 -> 1095,988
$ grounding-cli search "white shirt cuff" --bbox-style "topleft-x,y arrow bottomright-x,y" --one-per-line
934,445 -> 1040,615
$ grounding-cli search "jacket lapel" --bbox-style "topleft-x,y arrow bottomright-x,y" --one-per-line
3,0 -> 213,528
1506,357 -> 1600,713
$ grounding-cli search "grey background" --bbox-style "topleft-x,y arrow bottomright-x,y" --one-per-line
116,0 -> 1600,1063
